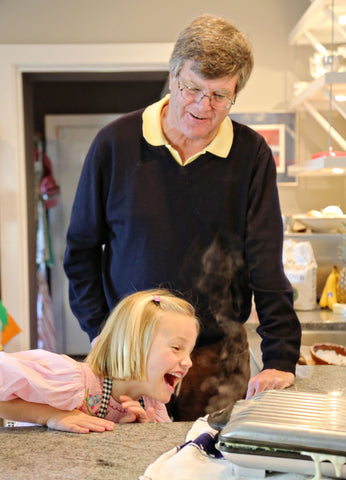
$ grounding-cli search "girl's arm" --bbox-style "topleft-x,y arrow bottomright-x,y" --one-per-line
0,399 -> 114,434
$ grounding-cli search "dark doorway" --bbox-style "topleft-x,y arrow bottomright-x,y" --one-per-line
22,70 -> 169,348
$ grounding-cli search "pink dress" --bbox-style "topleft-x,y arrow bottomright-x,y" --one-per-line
0,349 -> 171,423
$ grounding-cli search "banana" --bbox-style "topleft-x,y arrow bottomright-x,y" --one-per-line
319,266 -> 340,310
327,268 -> 338,310
319,286 -> 328,308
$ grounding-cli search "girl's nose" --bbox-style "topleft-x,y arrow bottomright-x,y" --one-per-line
180,354 -> 192,369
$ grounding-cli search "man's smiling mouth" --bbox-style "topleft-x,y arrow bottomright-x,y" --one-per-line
189,112 -> 208,120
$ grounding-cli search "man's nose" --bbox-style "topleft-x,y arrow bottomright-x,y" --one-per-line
197,94 -> 213,108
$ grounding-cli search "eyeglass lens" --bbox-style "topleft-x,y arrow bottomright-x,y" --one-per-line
178,80 -> 234,109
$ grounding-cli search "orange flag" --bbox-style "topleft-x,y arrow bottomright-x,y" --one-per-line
0,299 -> 21,349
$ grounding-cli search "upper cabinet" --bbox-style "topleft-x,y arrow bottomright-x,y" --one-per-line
288,0 -> 346,157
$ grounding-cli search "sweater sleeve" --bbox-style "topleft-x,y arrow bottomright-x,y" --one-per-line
0,350 -> 85,410
63,111 -> 143,342
244,135 -> 301,373
63,133 -> 112,342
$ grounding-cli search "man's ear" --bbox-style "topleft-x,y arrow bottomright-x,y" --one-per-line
168,73 -> 174,91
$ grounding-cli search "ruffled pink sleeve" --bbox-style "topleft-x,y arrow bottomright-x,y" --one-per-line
143,396 -> 172,423
0,349 -> 85,411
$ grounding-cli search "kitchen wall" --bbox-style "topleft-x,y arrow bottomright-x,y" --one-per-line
0,1 -> 310,47
1,0 -> 342,176
0,0 -> 311,114
6,0 -> 344,169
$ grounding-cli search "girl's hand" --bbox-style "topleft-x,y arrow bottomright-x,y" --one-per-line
0,399 -> 114,434
46,409 -> 115,434
118,395 -> 156,423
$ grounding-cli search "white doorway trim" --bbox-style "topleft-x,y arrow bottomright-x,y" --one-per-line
0,43 -> 173,352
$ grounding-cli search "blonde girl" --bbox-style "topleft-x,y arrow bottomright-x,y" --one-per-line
0,289 -> 198,433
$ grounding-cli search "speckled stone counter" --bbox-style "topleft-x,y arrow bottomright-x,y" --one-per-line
0,421 -> 192,480
247,306 -> 346,329
1,366 -> 345,480
292,364 -> 346,395
295,308 -> 346,329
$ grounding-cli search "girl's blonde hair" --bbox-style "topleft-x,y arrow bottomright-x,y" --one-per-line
86,289 -> 198,381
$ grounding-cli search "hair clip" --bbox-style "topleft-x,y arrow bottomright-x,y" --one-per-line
153,295 -> 161,305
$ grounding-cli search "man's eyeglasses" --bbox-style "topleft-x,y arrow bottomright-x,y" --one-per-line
178,78 -> 236,110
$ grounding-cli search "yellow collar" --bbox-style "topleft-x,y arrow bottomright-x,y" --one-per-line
142,94 -> 234,166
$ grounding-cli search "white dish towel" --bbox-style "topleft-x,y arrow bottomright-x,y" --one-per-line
138,416 -> 240,480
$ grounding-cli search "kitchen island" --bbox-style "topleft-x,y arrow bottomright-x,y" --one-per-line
1,365 -> 345,480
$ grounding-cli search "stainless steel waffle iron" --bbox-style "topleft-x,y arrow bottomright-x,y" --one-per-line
215,390 -> 346,478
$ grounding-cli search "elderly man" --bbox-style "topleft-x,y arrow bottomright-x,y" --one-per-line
64,14 -> 301,421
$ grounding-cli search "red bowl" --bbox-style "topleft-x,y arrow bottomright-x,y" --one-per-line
311,150 -> 346,159
310,342 -> 346,365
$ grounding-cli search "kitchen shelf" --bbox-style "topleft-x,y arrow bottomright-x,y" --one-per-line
288,72 -> 346,155
290,71 -> 346,110
288,0 -> 346,168
287,154 -> 346,176
289,0 -> 346,47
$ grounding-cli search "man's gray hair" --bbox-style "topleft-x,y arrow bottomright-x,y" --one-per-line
169,14 -> 254,93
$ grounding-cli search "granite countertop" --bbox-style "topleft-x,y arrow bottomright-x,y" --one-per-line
1,365 -> 345,480
247,307 -> 346,329
295,308 -> 346,329
1,421 -> 192,480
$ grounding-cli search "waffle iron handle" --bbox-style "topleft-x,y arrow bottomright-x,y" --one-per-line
207,401 -> 236,431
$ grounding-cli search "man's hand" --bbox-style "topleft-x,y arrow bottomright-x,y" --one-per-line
118,395 -> 156,423
46,409 -> 115,434
246,369 -> 294,399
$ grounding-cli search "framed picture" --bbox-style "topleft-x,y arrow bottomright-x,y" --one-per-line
230,112 -> 296,183
248,124 -> 285,173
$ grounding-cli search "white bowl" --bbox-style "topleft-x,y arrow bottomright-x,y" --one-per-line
293,215 -> 346,233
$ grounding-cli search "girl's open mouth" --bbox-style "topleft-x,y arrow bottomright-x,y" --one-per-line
164,373 -> 181,391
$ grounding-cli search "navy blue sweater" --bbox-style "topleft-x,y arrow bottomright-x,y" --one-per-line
64,109 -> 301,373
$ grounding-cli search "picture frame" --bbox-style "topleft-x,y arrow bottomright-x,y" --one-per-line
230,112 -> 296,183
248,124 -> 286,173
